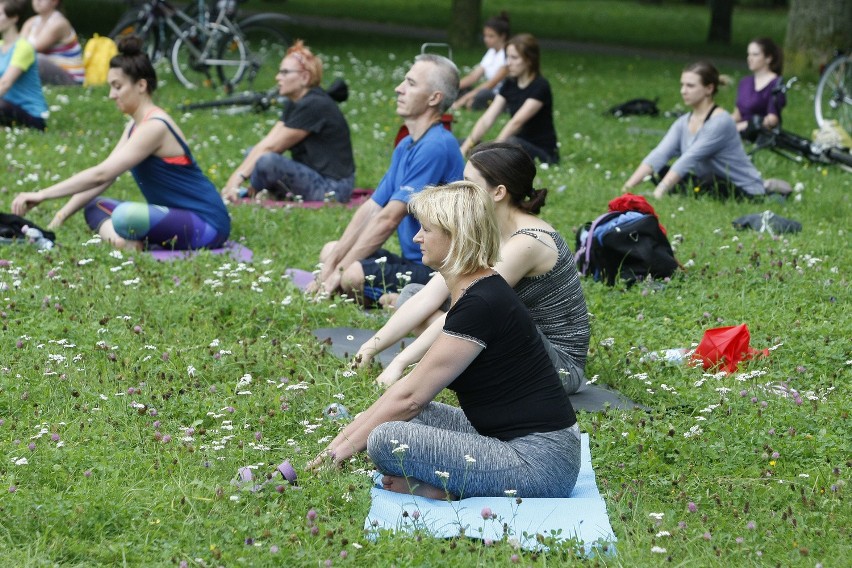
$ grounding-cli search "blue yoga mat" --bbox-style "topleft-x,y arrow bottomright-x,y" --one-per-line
364,433 -> 616,554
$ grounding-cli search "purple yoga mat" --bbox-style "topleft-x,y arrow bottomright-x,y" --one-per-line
285,268 -> 315,290
148,241 -> 254,263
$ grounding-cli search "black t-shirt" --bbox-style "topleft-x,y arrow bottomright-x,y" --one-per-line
499,75 -> 558,155
443,274 -> 576,441
281,87 -> 355,180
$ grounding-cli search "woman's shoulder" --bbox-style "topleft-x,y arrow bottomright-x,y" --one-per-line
738,74 -> 756,89
708,106 -> 735,124
12,37 -> 37,57
510,215 -> 557,236
20,15 -> 37,33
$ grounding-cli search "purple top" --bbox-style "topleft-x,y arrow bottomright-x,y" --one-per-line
735,75 -> 785,124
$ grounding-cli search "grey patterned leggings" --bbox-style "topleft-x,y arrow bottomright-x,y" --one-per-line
367,402 -> 581,498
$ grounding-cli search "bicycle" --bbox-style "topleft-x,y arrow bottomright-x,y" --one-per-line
109,0 -> 290,90
814,51 -> 851,135
749,77 -> 852,169
177,78 -> 349,114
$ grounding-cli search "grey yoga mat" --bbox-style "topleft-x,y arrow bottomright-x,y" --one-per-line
313,327 -> 644,412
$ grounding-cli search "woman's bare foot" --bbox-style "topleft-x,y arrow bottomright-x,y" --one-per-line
381,474 -> 457,500
377,293 -> 399,310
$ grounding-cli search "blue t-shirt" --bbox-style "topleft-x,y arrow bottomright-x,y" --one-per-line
370,123 -> 464,262
0,39 -> 48,119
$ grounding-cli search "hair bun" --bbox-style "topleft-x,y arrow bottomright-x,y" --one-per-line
117,35 -> 145,57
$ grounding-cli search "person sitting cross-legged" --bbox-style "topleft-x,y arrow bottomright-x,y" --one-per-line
308,53 -> 464,303
11,36 -> 230,251
309,181 -> 580,500
0,0 -> 49,130
622,60 -> 790,200
221,40 -> 355,204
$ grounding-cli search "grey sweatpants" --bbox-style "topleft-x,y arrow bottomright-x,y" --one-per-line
367,402 -> 581,498
251,152 -> 354,202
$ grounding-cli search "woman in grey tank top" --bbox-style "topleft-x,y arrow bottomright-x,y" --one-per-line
355,142 -> 590,394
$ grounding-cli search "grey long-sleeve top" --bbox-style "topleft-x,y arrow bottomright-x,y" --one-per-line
643,110 -> 765,196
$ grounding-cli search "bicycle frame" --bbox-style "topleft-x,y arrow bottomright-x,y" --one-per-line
748,76 -> 851,168
130,0 -> 241,67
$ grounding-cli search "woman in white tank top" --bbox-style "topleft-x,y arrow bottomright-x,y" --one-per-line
20,0 -> 84,85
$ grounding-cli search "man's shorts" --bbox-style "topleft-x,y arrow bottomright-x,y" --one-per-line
360,249 -> 435,302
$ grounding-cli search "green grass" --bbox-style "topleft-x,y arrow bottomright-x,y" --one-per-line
1,24 -> 850,567
243,0 -> 787,59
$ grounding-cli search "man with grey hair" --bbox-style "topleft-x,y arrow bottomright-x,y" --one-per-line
310,54 -> 464,304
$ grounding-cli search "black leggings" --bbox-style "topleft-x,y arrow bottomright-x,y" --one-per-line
658,166 -> 753,200
0,99 -> 46,131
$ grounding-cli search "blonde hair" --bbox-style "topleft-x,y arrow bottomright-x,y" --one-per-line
409,181 -> 501,276
287,39 -> 322,88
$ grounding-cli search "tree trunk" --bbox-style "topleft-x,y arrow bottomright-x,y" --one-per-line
786,0 -> 852,75
448,0 -> 482,50
707,0 -> 735,44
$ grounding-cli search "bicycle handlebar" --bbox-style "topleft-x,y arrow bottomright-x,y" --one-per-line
772,76 -> 798,95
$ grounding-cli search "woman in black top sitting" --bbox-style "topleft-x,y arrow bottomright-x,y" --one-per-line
221,40 -> 355,203
310,181 -> 580,499
460,33 -> 559,164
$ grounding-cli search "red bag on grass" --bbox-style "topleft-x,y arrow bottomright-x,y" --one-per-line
692,324 -> 768,373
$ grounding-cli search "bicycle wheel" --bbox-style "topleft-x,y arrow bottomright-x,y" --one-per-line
171,24 -> 248,89
815,54 -> 851,134
827,147 -> 852,168
109,8 -> 164,63
235,14 -> 291,88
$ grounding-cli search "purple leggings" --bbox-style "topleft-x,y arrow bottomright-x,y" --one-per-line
84,197 -> 227,250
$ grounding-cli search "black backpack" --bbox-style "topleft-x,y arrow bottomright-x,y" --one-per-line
575,211 -> 679,286
606,97 -> 660,117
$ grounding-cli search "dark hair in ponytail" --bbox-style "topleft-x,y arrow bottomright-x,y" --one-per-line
110,36 -> 157,93
484,11 -> 510,40
752,37 -> 783,75
468,141 -> 547,214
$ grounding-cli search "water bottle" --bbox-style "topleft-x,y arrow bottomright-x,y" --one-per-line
24,227 -> 54,251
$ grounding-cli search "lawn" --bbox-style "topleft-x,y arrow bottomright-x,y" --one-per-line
0,18 -> 850,568
247,0 -> 788,60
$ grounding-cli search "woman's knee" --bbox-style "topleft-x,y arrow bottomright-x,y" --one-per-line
253,152 -> 289,187
84,198 -> 117,231
111,202 -> 151,240
341,261 -> 366,294
366,422 -> 408,470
